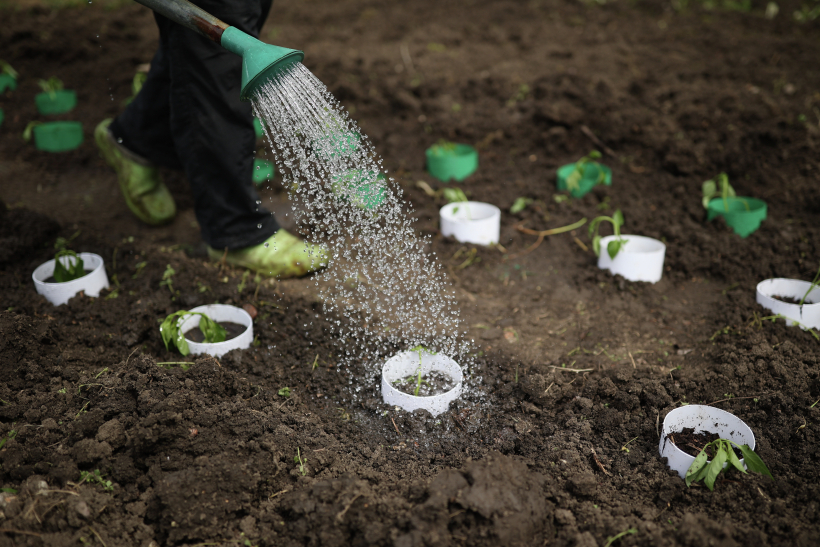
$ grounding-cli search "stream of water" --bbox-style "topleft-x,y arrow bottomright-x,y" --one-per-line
252,62 -> 471,364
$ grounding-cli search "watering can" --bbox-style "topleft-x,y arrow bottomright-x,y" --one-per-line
134,0 -> 304,101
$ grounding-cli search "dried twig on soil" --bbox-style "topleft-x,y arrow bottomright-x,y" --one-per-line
706,395 -> 762,406
591,447 -> 612,476
580,125 -> 616,157
335,494 -> 362,523
391,416 -> 401,436
0,529 -> 42,537
549,366 -> 593,373
88,526 -> 107,547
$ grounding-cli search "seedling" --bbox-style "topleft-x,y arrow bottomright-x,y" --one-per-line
160,310 -> 227,356
621,436 -> 638,453
53,249 -> 86,282
588,209 -> 625,259
123,71 -> 147,106
159,264 -> 175,293
566,150 -> 605,194
685,438 -> 772,491
604,527 -> 637,547
702,172 -> 747,211
443,187 -> 471,219
0,428 -> 17,450
510,197 -> 534,214
0,60 -> 18,79
429,139 -> 457,156
410,345 -> 437,396
38,77 -> 64,99
22,121 -> 42,142
294,447 -> 307,476
79,469 -> 114,492
798,262 -> 820,306
278,387 -> 291,397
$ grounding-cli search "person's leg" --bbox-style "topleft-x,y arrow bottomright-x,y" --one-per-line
163,0 -> 279,250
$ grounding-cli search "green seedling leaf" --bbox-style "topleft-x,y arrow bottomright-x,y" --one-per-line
443,187 -> 468,203
198,315 -> 227,344
612,209 -> 624,233
703,444 -> 728,491
38,77 -> 64,99
510,197 -> 533,214
430,139 -> 457,155
160,310 -> 225,356
725,441 -> 747,474
0,60 -> 18,79
278,387 -> 291,397
738,444 -> 773,479
607,239 -> 624,260
702,173 -> 736,210
53,249 -> 86,282
685,449 -> 709,487
589,211 -> 625,258
23,121 -> 42,142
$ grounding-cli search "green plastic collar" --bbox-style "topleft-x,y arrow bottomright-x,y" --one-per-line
221,27 -> 304,101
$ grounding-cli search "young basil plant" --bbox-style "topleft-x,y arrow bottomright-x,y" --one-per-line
430,139 -> 458,156
160,311 -> 227,356
53,249 -> 86,282
566,150 -> 605,194
38,77 -> 64,99
510,197 -> 534,214
685,438 -> 773,491
443,187 -> 471,218
588,209 -> 625,259
702,172 -> 737,211
408,344 -> 437,396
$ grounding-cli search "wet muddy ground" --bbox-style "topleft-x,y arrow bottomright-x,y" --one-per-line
1,0 -> 820,546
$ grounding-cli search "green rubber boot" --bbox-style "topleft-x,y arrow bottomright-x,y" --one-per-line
94,119 -> 176,225
207,229 -> 329,278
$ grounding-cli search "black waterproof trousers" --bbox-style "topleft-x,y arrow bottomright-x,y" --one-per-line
110,0 -> 279,250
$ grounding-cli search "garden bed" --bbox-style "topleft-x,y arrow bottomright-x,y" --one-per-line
1,1 -> 819,546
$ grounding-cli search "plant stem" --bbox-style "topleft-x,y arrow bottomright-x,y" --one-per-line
798,264 -> 820,306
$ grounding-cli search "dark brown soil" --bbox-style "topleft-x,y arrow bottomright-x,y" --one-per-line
2,1 -> 820,547
393,370 -> 456,397
667,427 -> 743,459
771,294 -> 804,305
184,321 -> 246,344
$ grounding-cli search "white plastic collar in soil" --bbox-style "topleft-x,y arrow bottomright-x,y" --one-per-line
659,404 -> 755,479
381,350 -> 463,417
32,252 -> 110,306
179,304 -> 254,358
597,234 -> 665,283
439,201 -> 501,246
756,278 -> 820,330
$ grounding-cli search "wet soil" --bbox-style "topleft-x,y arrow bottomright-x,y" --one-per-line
392,371 -> 456,397
43,271 -> 92,284
184,321 -> 246,344
2,1 -> 820,546
667,428 -> 743,459
771,294 -> 804,305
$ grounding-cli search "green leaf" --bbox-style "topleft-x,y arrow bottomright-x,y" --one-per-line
607,239 -> 624,259
278,387 -> 291,397
566,168 -> 583,193
510,197 -> 533,214
199,315 -> 227,344
0,60 -> 18,79
738,445 -> 773,479
725,441 -> 747,474
703,445 -> 728,491
702,179 -> 717,209
443,187 -> 468,203
612,209 -> 624,233
588,150 -> 602,159
53,250 -> 85,282
685,449 -> 709,487
23,121 -> 42,142
592,235 -> 602,257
